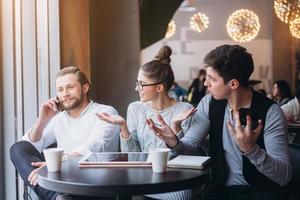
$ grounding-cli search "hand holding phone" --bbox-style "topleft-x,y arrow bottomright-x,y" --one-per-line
228,108 -> 263,153
55,96 -> 63,112
238,108 -> 258,130
39,97 -> 61,121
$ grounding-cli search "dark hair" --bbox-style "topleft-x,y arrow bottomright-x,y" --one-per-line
274,80 -> 292,99
198,69 -> 206,78
198,69 -> 206,77
141,46 -> 174,90
203,44 -> 254,87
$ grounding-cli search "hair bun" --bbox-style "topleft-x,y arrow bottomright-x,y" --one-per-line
154,46 -> 172,64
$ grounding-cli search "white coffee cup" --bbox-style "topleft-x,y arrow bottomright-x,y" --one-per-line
43,148 -> 64,172
150,148 -> 170,173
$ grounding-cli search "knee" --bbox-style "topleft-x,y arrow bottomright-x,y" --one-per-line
10,141 -> 34,161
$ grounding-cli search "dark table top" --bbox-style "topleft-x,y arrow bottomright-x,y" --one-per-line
288,122 -> 300,133
38,157 -> 210,197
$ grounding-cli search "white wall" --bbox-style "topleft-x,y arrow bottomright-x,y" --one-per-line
142,0 -> 273,92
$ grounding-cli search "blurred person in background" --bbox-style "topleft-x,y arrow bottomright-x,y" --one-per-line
272,80 -> 292,106
281,86 -> 300,122
187,69 -> 207,107
168,82 -> 187,101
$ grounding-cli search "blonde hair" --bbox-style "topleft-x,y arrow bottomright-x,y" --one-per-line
56,66 -> 90,87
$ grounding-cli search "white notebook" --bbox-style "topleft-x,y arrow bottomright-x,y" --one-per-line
168,155 -> 210,169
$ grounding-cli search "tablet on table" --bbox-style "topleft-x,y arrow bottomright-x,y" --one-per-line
78,152 -> 151,167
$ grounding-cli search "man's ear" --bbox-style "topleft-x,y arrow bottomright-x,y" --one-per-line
83,83 -> 90,94
229,79 -> 239,90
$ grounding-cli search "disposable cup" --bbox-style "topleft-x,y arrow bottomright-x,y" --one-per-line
43,148 -> 64,172
150,148 -> 170,173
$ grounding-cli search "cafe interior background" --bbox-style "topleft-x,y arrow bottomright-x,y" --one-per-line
1,0 -> 300,199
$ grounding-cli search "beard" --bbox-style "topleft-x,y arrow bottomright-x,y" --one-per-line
60,92 -> 84,111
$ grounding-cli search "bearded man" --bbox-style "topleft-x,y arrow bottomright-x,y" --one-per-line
10,66 -> 119,200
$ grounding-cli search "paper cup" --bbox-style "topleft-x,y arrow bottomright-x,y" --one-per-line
150,148 -> 170,173
43,148 -> 64,172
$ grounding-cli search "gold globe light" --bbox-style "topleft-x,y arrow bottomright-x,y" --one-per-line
190,12 -> 209,33
274,0 -> 292,23
226,9 -> 261,43
290,18 -> 300,38
274,0 -> 300,24
165,20 -> 176,39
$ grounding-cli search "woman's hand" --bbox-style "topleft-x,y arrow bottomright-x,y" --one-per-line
171,107 -> 197,134
147,114 -> 179,148
97,112 -> 130,139
96,112 -> 126,126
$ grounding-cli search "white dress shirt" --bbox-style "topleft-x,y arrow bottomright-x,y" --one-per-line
23,101 -> 120,155
281,97 -> 300,121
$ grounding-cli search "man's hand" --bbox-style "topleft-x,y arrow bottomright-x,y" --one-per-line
171,107 -> 197,134
28,162 -> 46,186
96,112 -> 126,126
146,114 -> 179,148
28,97 -> 61,142
227,112 -> 263,153
39,97 -> 61,122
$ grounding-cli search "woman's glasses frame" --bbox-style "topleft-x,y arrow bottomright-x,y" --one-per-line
135,80 -> 163,90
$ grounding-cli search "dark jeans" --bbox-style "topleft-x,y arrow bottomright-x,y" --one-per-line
10,141 -> 59,200
201,185 -> 287,200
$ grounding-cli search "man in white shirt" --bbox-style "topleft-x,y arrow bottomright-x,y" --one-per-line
10,66 -> 119,200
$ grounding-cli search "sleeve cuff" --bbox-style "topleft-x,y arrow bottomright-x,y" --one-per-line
176,130 -> 184,139
120,133 -> 132,141
165,135 -> 180,149
22,131 -> 44,153
22,133 -> 31,142
120,134 -> 141,152
242,144 -> 266,165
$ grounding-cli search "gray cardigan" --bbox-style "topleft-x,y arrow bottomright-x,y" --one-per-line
121,101 -> 193,152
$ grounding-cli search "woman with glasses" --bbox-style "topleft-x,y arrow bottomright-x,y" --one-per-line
97,46 -> 199,200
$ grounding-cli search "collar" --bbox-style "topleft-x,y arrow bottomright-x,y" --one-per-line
63,100 -> 94,119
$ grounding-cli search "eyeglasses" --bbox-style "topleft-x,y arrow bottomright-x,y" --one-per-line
135,80 -> 162,90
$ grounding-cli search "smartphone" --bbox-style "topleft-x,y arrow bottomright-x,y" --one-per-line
55,96 -> 63,112
238,108 -> 258,130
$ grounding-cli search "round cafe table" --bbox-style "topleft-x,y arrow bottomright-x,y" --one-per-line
38,157 -> 210,198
